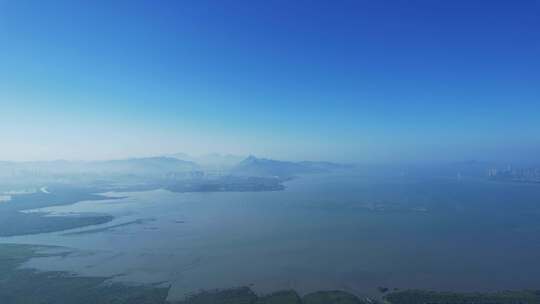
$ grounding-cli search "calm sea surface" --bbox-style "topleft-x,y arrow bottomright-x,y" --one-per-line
2,173 -> 540,300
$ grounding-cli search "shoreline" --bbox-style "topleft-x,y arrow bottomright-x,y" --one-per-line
1,243 -> 539,304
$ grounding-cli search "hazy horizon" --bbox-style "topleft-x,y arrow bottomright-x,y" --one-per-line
0,152 -> 536,167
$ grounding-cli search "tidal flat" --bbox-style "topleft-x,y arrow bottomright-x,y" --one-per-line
2,243 -> 540,304
2,174 -> 540,301
0,243 -> 170,304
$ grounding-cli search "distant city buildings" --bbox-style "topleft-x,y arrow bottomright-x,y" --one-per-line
488,166 -> 540,183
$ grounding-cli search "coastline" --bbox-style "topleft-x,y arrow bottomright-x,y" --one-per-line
1,243 -> 539,304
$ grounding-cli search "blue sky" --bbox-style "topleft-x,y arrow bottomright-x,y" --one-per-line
1,0 -> 539,162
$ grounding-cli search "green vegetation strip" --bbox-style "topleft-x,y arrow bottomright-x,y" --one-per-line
2,244 -> 540,304
0,244 -> 169,304
383,289 -> 540,304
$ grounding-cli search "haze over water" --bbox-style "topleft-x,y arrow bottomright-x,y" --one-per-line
3,172 -> 540,301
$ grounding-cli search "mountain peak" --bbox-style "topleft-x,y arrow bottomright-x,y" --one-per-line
245,155 -> 258,161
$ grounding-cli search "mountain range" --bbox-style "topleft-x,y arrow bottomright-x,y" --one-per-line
0,155 -> 350,179
231,155 -> 352,178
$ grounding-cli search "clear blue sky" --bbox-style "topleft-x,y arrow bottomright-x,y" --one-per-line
1,0 -> 539,162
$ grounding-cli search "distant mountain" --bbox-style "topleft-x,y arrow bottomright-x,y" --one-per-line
0,157 -> 199,178
297,161 -> 354,171
0,155 -> 349,181
197,153 -> 245,168
230,156 -> 349,178
167,152 -> 195,162
96,157 -> 199,175
168,152 -> 245,170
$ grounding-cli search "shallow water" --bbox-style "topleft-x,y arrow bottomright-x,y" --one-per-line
2,173 -> 540,300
